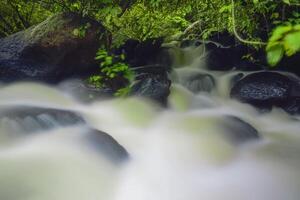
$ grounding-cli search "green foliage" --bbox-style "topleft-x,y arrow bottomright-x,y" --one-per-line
0,0 -> 51,37
114,86 -> 132,97
1,0 -> 300,68
0,0 -> 132,37
72,23 -> 91,38
88,49 -> 134,97
88,75 -> 104,88
267,24 -> 300,66
107,3 -> 189,44
265,1 -> 300,66
37,0 -> 127,18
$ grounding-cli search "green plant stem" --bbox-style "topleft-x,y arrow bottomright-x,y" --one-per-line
231,0 -> 267,46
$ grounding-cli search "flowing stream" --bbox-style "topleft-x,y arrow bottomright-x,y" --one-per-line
0,44 -> 300,200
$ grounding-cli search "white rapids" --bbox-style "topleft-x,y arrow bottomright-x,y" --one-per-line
0,45 -> 299,200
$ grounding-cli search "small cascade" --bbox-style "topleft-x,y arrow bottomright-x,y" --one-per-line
0,44 -> 299,200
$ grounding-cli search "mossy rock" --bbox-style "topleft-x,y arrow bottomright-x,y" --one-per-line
0,12 -> 108,83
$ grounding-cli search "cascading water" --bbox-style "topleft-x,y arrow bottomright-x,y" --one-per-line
0,44 -> 300,200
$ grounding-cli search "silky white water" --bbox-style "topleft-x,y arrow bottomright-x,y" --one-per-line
0,45 -> 300,200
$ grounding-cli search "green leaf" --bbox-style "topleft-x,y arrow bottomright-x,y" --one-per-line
269,25 -> 292,42
283,31 -> 300,56
72,28 -> 80,37
267,44 -> 284,67
219,5 -> 232,13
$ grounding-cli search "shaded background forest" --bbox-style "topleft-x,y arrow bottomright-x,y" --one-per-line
1,0 -> 300,67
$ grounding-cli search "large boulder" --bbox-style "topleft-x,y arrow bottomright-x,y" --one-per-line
113,37 -> 171,68
130,72 -> 171,105
0,12 -> 107,83
114,38 -> 172,105
230,71 -> 300,114
204,42 -> 264,71
180,32 -> 265,71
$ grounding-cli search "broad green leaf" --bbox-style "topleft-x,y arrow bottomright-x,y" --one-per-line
269,25 -> 292,42
283,31 -> 300,56
267,44 -> 284,67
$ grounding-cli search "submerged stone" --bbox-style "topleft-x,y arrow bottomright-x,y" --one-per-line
180,72 -> 215,93
222,116 -> 260,144
0,106 -> 85,133
59,79 -> 114,103
83,129 -> 129,163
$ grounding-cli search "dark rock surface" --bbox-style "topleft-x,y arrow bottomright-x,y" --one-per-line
83,129 -> 129,163
130,72 -> 171,105
180,72 -> 215,93
113,38 -> 166,67
0,106 -> 129,163
114,38 -> 172,104
179,32 -> 265,71
277,53 -> 300,77
59,79 -> 114,103
204,42 -> 264,71
204,42 -> 237,71
222,116 -> 260,144
281,98 -> 300,115
0,12 -> 107,83
0,106 -> 85,132
230,71 -> 300,114
180,39 -> 202,48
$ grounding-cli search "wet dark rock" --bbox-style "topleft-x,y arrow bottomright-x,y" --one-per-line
193,32 -> 265,71
114,39 -> 140,63
209,32 -> 236,47
277,53 -> 300,77
199,32 -> 241,71
180,72 -> 215,93
0,12 -> 107,83
134,38 -> 164,66
230,71 -> 300,114
233,60 -> 266,71
59,79 -> 114,103
205,42 -> 236,71
113,37 -> 166,68
204,42 -> 264,71
180,39 -> 202,48
222,116 -> 260,144
130,73 -> 171,105
281,98 -> 300,115
230,73 -> 245,86
155,47 -> 173,68
83,129 -> 129,163
114,38 -> 172,104
231,72 -> 291,106
132,64 -> 170,75
0,106 -> 85,132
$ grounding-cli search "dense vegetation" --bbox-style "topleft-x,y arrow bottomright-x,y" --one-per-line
1,0 -> 300,67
